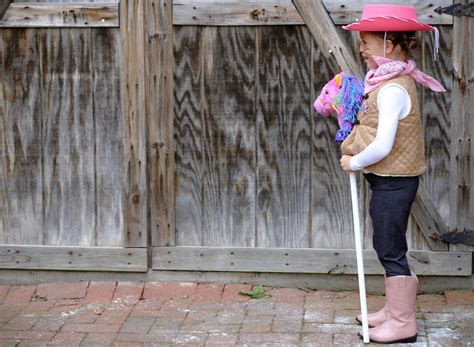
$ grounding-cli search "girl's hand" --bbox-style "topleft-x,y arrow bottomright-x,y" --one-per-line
340,155 -> 354,172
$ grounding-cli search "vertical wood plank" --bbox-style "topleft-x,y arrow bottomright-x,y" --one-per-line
174,26 -> 204,246
145,0 -> 176,247
310,31 -> 354,249
41,29 -> 96,246
202,27 -> 256,247
256,26 -> 311,248
92,28 -> 124,246
0,29 -> 43,245
0,29 -> 3,244
120,0 -> 147,247
450,0 -> 474,251
419,27 -> 452,225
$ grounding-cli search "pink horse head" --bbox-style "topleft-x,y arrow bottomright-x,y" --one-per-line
314,72 -> 365,142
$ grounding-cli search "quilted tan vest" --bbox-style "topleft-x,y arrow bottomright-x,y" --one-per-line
341,75 -> 426,176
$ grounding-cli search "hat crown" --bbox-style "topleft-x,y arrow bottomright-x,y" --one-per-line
361,4 -> 417,20
342,3 -> 433,32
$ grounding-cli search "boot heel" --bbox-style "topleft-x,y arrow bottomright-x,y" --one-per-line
396,334 -> 417,343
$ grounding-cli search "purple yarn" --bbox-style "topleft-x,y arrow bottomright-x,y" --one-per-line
336,75 -> 365,142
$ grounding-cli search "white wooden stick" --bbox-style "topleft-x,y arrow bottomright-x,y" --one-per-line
349,172 -> 369,343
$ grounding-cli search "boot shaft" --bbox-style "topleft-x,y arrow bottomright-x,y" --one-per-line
386,275 -> 417,323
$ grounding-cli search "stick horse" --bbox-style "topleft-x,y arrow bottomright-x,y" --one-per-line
313,72 -> 371,343
314,72 -> 364,142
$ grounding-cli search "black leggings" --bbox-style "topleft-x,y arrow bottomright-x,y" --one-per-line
364,173 -> 420,277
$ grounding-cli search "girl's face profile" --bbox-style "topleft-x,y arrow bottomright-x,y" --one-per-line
359,32 -> 386,70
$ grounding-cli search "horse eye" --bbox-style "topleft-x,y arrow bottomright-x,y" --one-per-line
325,91 -> 328,94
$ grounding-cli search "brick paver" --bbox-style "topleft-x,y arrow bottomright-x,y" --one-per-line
81,332 -> 117,345
0,313 -> 42,331
111,282 -> 144,307
3,286 -> 36,304
84,281 -> 117,305
36,282 -> 88,300
0,281 -> 471,346
222,284 -> 252,303
143,282 -> 197,301
120,317 -> 155,334
24,299 -> 57,312
445,289 -> 474,306
95,309 -> 130,325
51,331 -> 86,345
61,323 -> 122,333
193,283 -> 225,304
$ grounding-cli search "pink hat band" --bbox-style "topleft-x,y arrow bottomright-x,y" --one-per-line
343,4 -> 434,32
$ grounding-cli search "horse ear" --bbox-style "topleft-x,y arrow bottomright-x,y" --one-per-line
335,73 -> 342,88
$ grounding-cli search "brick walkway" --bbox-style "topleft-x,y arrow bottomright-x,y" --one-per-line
0,282 -> 472,346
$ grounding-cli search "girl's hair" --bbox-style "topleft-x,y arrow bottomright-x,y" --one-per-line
373,31 -> 418,54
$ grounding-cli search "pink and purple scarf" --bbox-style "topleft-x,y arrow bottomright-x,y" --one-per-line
364,56 -> 446,94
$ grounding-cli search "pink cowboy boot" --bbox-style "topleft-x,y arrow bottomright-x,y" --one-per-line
364,275 -> 418,343
356,270 -> 417,328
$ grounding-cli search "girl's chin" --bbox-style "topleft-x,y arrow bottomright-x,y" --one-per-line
364,60 -> 377,69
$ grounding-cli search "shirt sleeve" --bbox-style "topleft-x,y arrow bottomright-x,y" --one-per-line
349,84 -> 410,171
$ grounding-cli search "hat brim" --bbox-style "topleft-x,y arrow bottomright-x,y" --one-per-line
342,17 -> 433,32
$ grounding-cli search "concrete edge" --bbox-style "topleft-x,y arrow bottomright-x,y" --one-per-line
0,269 -> 472,294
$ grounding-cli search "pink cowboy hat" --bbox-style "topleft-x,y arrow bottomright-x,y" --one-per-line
343,4 -> 434,32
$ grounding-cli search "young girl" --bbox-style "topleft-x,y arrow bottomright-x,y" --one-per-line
339,4 -> 446,344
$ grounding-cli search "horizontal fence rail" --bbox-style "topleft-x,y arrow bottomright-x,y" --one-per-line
0,2 -> 119,28
173,0 -> 453,26
153,246 -> 472,276
0,245 -> 147,272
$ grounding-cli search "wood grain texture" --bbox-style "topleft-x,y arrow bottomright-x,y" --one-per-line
201,26 -> 256,247
174,26 -> 204,246
120,0 -> 147,247
14,0 -> 119,2
406,216 -> 431,251
174,1 -> 303,26
0,245 -> 147,272
418,27 -> 452,226
152,246 -> 472,276
0,29 -> 43,245
411,184 -> 449,251
173,0 -> 452,26
146,0 -> 176,247
41,29 -> 96,246
0,2 -> 119,28
92,28 -> 124,246
0,0 -> 11,19
0,29 -> 3,244
449,1 -> 474,252
256,26 -> 311,248
310,31 -> 354,249
292,0 -> 363,79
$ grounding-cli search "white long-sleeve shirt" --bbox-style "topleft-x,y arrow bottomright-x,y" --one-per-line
349,83 -> 411,171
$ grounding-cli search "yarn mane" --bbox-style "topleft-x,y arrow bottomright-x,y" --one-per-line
313,72 -> 365,142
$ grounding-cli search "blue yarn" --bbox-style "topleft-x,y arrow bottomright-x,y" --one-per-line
335,75 -> 365,142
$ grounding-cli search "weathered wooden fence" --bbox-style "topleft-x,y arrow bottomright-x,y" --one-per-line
0,0 -> 472,281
